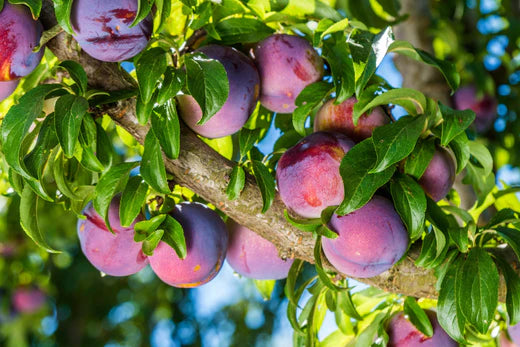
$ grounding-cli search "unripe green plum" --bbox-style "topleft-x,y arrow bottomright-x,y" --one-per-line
148,203 -> 228,288
0,3 -> 44,81
386,311 -> 458,347
77,197 -> 148,276
322,196 -> 408,278
418,147 -> 456,202
276,131 -> 354,219
314,97 -> 390,142
226,220 -> 293,280
253,34 -> 324,113
178,45 -> 260,138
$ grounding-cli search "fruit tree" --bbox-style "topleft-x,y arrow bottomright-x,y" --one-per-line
1,0 -> 520,346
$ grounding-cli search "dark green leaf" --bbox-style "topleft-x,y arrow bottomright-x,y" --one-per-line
486,209 -> 519,228
20,185 -> 60,253
214,17 -> 274,44
322,41 -> 355,104
151,101 -> 181,159
52,150 -> 81,200
449,132 -> 470,174
135,91 -> 157,125
9,0 -> 41,17
252,160 -> 275,213
54,94 -> 89,157
141,129 -> 170,194
354,312 -> 386,347
134,214 -> 167,240
141,229 -> 164,256
458,248 -> 499,334
438,103 -> 475,146
495,256 -> 520,325
292,81 -> 332,136
390,173 -> 426,240
239,128 -> 262,159
185,52 -> 229,125
93,162 -> 138,232
136,48 -> 168,104
226,165 -> 246,201
497,227 -> 520,262
283,209 -> 321,232
449,226 -> 469,253
120,176 -> 149,227
58,61 -> 88,95
337,140 -> 395,215
190,1 -> 212,30
161,215 -> 187,259
24,114 -> 58,179
370,115 -> 426,173
157,67 -> 185,105
132,0 -> 154,27
403,297 -> 433,337
404,137 -> 436,179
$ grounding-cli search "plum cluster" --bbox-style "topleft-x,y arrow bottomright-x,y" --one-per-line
77,198 -> 293,286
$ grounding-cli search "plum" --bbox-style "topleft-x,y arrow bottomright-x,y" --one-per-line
0,3 -> 44,81
178,45 -> 260,138
386,311 -> 458,347
501,322 -> 520,346
148,203 -> 228,288
0,80 -> 19,102
71,0 -> 153,62
77,197 -> 148,276
314,97 -> 390,142
226,219 -> 293,280
454,85 -> 497,133
418,147 -> 456,202
253,34 -> 324,113
276,131 -> 354,219
322,195 -> 408,278
12,288 -> 46,314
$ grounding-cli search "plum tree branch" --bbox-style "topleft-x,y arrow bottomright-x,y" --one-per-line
38,1 -> 513,300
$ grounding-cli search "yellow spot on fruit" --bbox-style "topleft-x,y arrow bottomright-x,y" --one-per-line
194,264 -> 201,272
79,223 -> 85,232
283,103 -> 289,109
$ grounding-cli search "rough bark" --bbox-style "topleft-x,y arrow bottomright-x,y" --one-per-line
38,1 -> 513,300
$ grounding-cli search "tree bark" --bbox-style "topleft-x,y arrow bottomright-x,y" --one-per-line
37,1 -> 513,300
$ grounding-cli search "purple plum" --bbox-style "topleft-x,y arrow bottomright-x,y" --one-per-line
226,219 -> 293,280
276,131 -> 354,219
454,85 -> 497,133
418,147 -> 456,202
12,288 -> 46,314
322,195 -> 408,278
0,80 -> 19,101
386,311 -> 458,347
77,197 -> 148,276
314,97 -> 390,142
148,203 -> 228,288
253,34 -> 324,113
178,45 -> 260,138
0,3 -> 44,81
71,0 -> 153,62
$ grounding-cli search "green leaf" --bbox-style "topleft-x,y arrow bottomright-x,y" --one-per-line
438,103 -> 475,146
132,0 -> 154,27
449,132 -> 470,174
120,176 -> 149,227
322,41 -> 355,104
370,115 -> 426,173
468,141 -> 493,177
437,256 -> 466,343
496,227 -> 520,261
495,256 -> 520,325
52,0 -> 73,34
9,0 -> 41,17
292,81 -> 332,136
458,248 -> 499,334
20,185 -> 60,253
226,165 -> 246,201
253,279 -> 276,300
214,18 -> 274,44
449,226 -> 469,253
354,312 -> 387,347
1,84 -> 62,179
185,52 -> 229,125
58,61 -> 88,95
403,297 -> 433,337
54,94 -> 89,158
136,48 -> 168,104
151,101 -> 181,159
52,150 -> 81,200
24,114 -> 58,179
390,173 -> 426,240
157,67 -> 185,105
252,160 -> 275,213
134,215 -> 167,240
388,40 -> 460,91
76,116 -> 105,173
283,209 -> 321,232
239,128 -> 262,159
463,162 -> 495,204
486,209 -> 519,228
141,129 -> 170,194
190,1 -> 212,30
354,88 -> 427,125
415,227 -> 448,268
135,91 -> 157,125
141,229 -> 164,256
161,215 -> 187,259
404,137 -> 436,179
93,162 -> 138,232
337,140 -> 395,215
